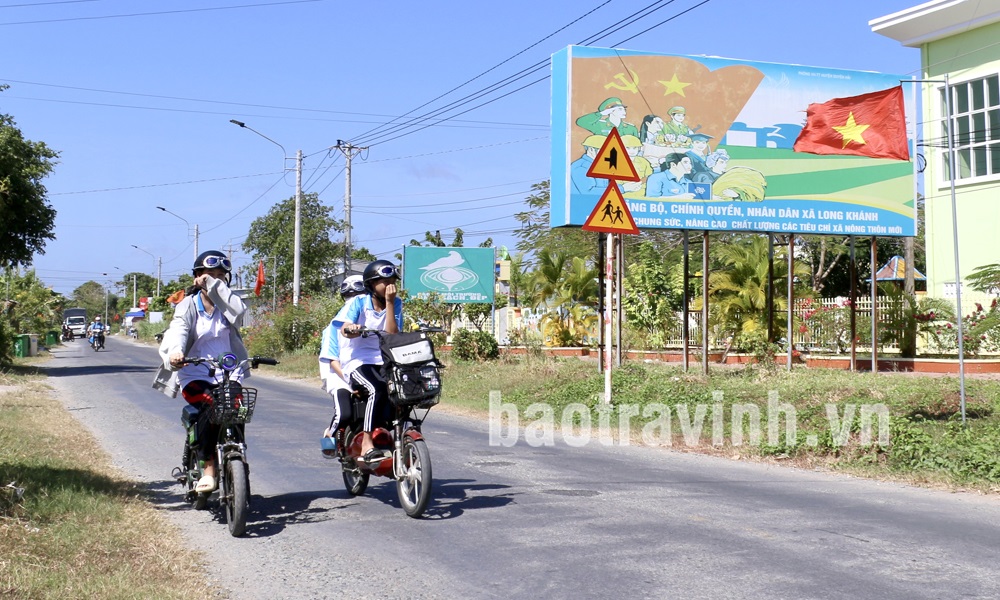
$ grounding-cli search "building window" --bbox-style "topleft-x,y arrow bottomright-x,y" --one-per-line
941,74 -> 1000,181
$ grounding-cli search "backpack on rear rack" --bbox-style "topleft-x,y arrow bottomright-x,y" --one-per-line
379,331 -> 442,409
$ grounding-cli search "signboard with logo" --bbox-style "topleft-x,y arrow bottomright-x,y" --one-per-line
551,45 -> 915,237
402,247 -> 495,303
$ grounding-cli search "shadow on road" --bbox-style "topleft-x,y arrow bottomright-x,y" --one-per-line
42,364 -> 154,377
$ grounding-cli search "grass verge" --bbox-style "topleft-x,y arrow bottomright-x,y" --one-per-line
0,359 -> 211,600
267,350 -> 1000,493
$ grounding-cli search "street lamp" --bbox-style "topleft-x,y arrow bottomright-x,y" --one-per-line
230,119 -> 302,306
131,245 -> 161,298
156,206 -> 199,262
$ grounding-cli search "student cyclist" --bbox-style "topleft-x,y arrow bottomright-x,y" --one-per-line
152,250 -> 248,493
318,274 -> 366,457
332,260 -> 403,464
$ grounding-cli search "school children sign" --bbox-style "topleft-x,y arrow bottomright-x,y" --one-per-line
402,247 -> 495,303
550,46 -> 915,237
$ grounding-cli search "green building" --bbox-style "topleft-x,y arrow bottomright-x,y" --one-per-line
873,1 -> 1000,298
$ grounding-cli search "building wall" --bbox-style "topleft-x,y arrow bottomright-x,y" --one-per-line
921,20 -> 1000,297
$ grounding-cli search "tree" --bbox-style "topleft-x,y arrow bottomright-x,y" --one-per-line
243,192 -> 345,295
512,181 -> 595,269
5,269 -> 60,333
0,87 -> 59,268
699,234 -> 811,349
623,239 -> 683,348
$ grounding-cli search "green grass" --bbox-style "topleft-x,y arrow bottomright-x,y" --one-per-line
0,360 -> 209,599
426,354 -> 1000,491
209,348 -> 1000,491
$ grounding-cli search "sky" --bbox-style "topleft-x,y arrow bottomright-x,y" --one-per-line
1,0 -> 925,297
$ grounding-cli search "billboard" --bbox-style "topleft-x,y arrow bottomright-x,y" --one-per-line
551,46 -> 915,237
402,247 -> 495,303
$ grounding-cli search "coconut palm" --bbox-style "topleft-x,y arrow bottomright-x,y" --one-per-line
695,235 -> 811,347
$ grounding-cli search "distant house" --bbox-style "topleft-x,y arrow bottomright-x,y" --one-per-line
872,1 -> 1000,298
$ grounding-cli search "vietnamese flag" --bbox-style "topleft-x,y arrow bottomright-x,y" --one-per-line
165,289 -> 185,305
254,260 -> 265,297
793,86 -> 909,161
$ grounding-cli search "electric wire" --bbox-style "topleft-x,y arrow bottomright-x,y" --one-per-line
0,0 -> 326,26
350,0 -> 692,147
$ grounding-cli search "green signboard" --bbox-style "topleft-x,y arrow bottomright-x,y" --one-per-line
402,247 -> 495,303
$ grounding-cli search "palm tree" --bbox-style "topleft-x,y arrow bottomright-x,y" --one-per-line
697,235 -> 810,346
530,251 -> 599,346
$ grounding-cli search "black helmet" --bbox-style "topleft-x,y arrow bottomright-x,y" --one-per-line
193,250 -> 232,275
362,260 -> 399,292
340,275 -> 365,298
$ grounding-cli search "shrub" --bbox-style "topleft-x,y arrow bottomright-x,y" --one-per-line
451,329 -> 499,361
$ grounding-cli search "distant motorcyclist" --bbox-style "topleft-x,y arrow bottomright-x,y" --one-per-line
87,316 -> 107,348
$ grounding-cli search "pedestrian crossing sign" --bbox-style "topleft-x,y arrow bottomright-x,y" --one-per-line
586,127 -> 639,182
581,182 -> 639,234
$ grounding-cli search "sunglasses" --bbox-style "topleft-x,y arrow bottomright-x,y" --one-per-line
373,264 -> 399,280
200,256 -> 232,271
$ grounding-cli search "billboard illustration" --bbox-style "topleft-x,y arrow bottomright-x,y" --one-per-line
551,46 -> 916,237
402,247 -> 495,303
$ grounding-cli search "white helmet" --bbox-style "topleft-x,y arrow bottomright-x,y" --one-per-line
339,275 -> 365,298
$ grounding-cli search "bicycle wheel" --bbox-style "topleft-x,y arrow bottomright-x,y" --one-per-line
396,438 -> 432,518
225,457 -> 250,537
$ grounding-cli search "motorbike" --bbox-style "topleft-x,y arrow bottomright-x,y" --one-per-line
90,331 -> 105,351
171,353 -> 278,536
61,327 -> 74,342
335,327 -> 443,518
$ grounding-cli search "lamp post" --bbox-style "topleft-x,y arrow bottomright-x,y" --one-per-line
230,119 -> 302,305
131,245 -> 161,298
156,206 -> 199,262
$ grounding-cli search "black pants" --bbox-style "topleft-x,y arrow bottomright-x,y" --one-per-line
349,364 -> 391,432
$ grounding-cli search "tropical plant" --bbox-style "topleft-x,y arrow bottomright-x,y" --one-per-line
697,234 -> 811,349
532,252 -> 599,346
623,239 -> 682,349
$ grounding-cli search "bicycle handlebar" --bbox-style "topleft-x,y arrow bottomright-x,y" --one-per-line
181,355 -> 279,369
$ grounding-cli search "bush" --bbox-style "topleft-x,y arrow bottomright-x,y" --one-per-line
243,293 -> 343,356
451,329 -> 499,361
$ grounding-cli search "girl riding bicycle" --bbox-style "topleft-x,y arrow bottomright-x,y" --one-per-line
152,250 -> 249,493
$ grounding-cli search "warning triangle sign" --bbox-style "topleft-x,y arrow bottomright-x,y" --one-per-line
581,182 -> 639,234
586,127 -> 639,182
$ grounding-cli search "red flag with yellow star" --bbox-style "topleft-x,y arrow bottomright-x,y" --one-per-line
793,86 -> 909,161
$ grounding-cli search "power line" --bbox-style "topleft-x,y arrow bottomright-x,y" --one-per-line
0,79 -> 547,128
0,0 -> 325,26
347,0 -> 615,144
350,0 -> 697,147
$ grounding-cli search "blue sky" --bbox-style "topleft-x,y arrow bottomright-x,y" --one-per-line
2,0 -> 922,296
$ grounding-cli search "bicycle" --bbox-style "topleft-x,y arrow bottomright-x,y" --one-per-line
335,327 -> 443,518
171,353 -> 278,536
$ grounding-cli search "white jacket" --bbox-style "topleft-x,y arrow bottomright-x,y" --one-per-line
151,276 -> 249,398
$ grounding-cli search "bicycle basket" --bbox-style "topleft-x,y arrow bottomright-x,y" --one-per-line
386,363 -> 441,407
209,385 -> 257,424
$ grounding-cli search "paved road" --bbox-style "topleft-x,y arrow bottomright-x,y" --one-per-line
44,337 -> 1000,599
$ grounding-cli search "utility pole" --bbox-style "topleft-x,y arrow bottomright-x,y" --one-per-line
335,140 -> 367,275
156,257 -> 161,298
293,149 -> 302,305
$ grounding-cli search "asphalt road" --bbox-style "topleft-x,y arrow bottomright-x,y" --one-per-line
43,336 -> 1000,599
